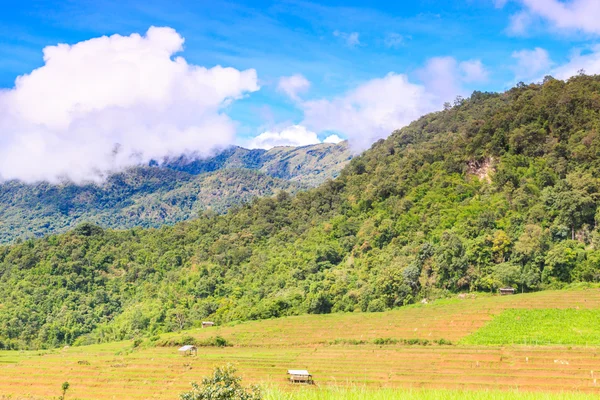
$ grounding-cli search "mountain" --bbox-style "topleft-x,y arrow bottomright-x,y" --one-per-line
166,141 -> 351,186
0,141 -> 351,243
3,75 -> 600,349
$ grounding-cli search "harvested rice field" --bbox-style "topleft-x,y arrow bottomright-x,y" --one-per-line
1,288 -> 600,399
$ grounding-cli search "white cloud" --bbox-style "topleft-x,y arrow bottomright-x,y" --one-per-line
417,57 -> 464,104
277,74 -> 311,101
511,47 -> 553,81
248,125 -> 321,149
333,30 -> 361,47
302,73 -> 436,151
384,33 -> 404,48
460,59 -> 489,83
346,32 -> 360,47
550,45 -> 600,79
507,11 -> 533,35
0,27 -> 259,183
507,0 -> 600,35
323,134 -> 343,144
302,56 -> 485,151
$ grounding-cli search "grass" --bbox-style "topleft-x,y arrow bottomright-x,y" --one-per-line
264,387 -> 600,399
1,288 -> 600,399
462,309 -> 600,345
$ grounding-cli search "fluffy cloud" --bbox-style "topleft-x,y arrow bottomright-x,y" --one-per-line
0,27 -> 259,183
512,47 -> 553,81
302,73 -> 435,151
323,134 -> 343,144
277,74 -> 311,101
417,57 -> 487,102
302,57 -> 486,151
460,60 -> 489,83
550,45 -> 600,79
506,0 -> 600,34
416,57 -> 463,105
248,125 -> 321,149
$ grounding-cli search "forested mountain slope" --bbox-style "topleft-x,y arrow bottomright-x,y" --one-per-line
0,142 -> 350,243
2,76 -> 600,349
166,141 -> 350,186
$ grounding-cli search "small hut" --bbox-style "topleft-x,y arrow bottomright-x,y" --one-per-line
178,345 -> 197,356
202,321 -> 215,328
287,369 -> 313,384
500,287 -> 516,295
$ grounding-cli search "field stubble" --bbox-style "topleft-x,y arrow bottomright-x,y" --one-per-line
1,289 -> 600,399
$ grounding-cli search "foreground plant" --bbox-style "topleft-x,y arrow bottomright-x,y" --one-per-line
58,381 -> 69,400
179,364 -> 262,400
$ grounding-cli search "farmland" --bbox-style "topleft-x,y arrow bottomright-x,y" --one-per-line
1,288 -> 600,399
462,309 -> 600,346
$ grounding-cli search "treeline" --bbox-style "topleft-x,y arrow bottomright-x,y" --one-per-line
2,75 -> 600,349
0,168 -> 302,244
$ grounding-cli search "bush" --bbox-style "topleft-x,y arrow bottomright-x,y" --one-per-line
367,299 -> 387,312
156,335 -> 197,347
373,337 -> 398,345
155,335 -> 231,348
201,336 -> 230,348
179,364 -> 261,400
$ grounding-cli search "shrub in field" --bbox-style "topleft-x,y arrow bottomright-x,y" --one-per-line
329,339 -> 367,345
373,338 -> 398,345
179,364 -> 261,400
156,335 -> 231,348
199,336 -> 231,347
58,381 -> 69,400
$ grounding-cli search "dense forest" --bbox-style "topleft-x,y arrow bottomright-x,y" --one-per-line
2,75 -> 600,349
0,142 -> 350,243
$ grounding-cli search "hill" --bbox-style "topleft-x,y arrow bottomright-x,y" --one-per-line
2,75 -> 600,349
1,288 -> 600,398
0,141 -> 351,243
166,141 -> 351,186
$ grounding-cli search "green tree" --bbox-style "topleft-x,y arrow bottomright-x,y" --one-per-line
179,365 -> 261,400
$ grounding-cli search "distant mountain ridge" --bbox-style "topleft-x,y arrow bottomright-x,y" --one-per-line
0,141 -> 351,243
165,142 -> 350,186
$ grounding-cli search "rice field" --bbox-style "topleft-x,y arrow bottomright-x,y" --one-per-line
462,309 -> 600,346
263,387 -> 600,400
1,288 -> 600,399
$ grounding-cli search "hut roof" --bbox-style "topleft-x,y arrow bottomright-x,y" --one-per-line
287,370 -> 310,376
178,345 -> 197,352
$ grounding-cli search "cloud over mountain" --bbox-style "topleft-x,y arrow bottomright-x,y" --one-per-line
248,125 -> 321,149
0,27 -> 259,183
301,57 -> 486,151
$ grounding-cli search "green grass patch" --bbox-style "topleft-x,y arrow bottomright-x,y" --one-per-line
462,309 -> 600,345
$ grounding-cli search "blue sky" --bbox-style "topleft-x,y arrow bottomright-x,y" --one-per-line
1,0 -> 600,182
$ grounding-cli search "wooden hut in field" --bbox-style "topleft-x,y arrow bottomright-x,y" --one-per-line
202,321 -> 215,328
178,345 -> 197,356
500,287 -> 516,295
287,369 -> 313,384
